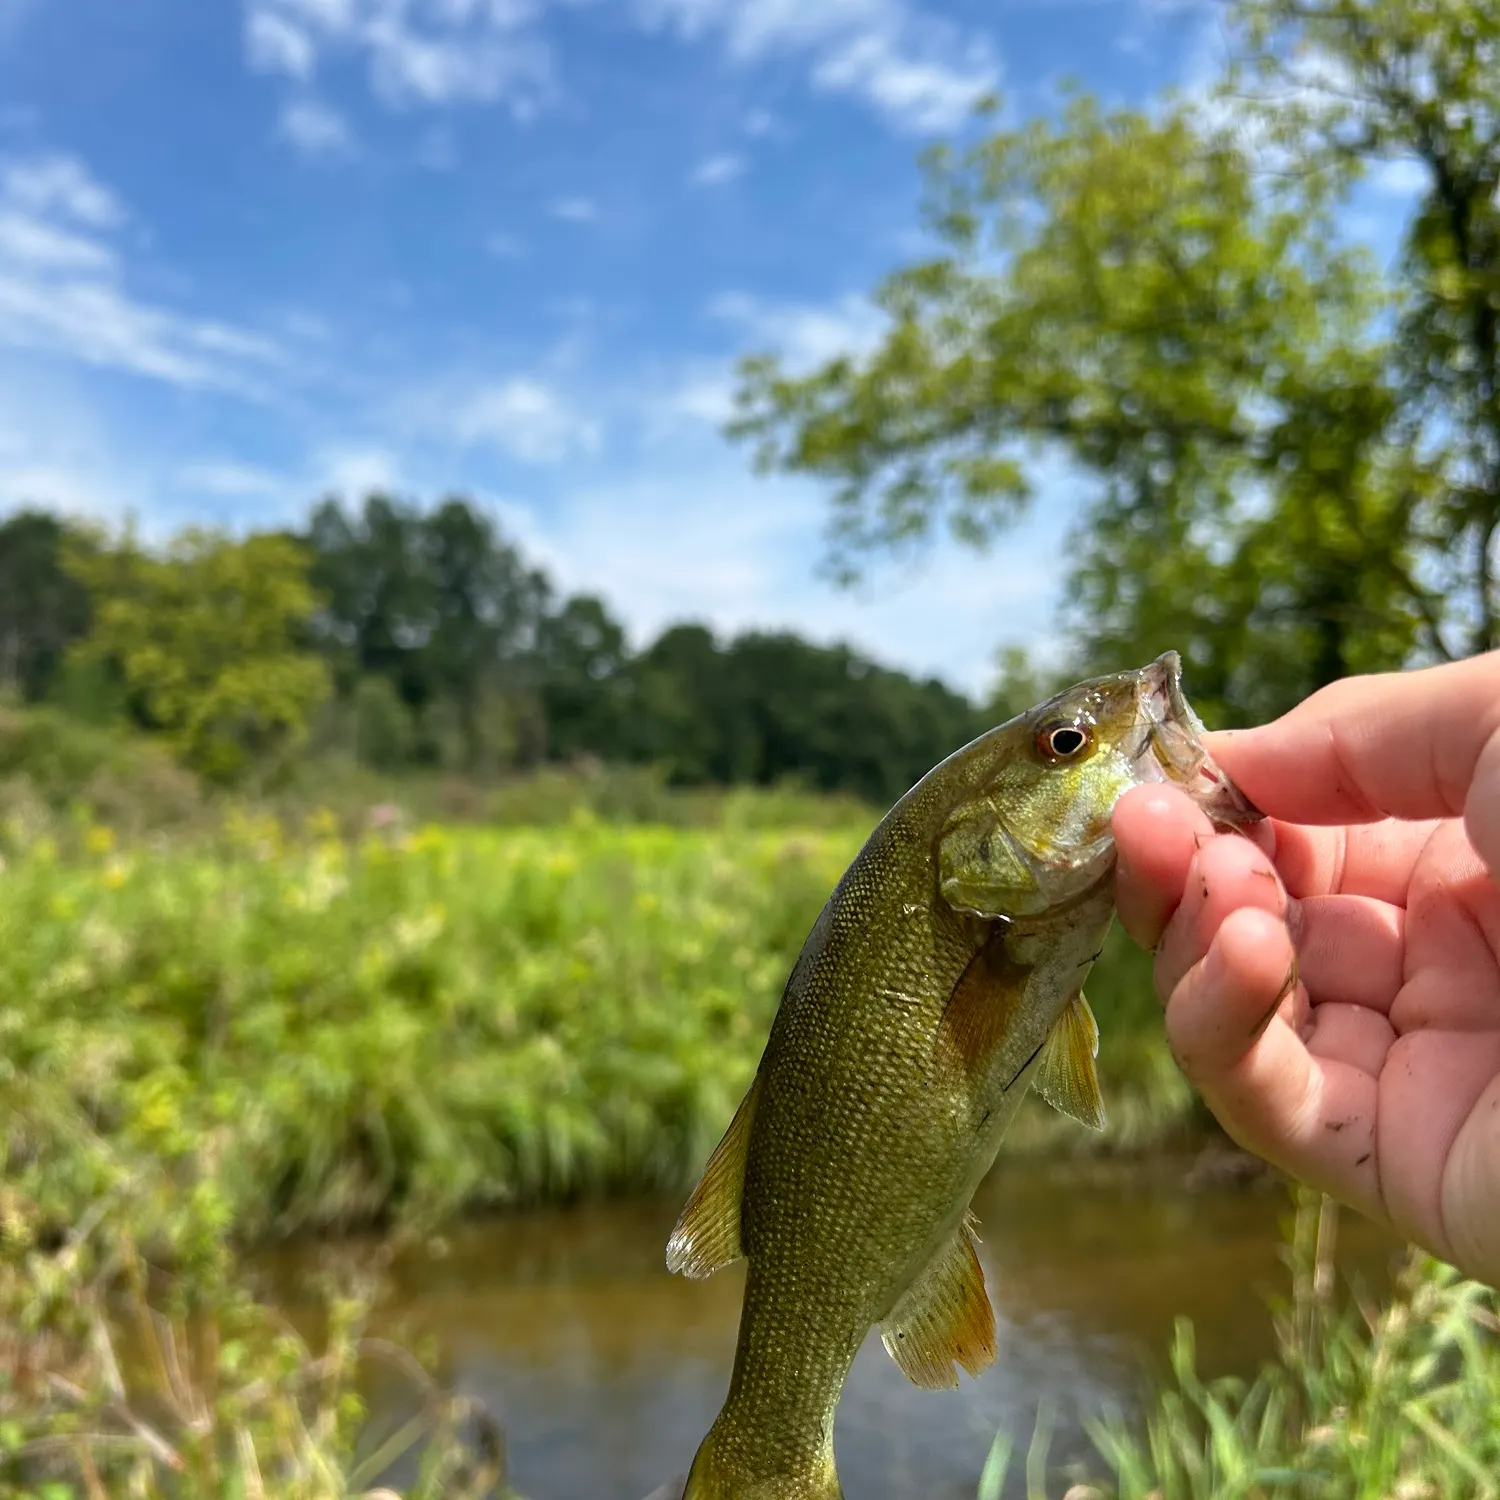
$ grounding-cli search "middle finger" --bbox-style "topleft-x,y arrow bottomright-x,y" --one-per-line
1156,839 -> 1406,1013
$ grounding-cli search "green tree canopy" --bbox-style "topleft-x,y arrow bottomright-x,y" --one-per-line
731,1 -> 1498,724
303,493 -> 550,769
0,509 -> 94,703
67,528 -> 330,784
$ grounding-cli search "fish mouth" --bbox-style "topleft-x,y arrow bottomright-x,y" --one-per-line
1133,652 -> 1262,829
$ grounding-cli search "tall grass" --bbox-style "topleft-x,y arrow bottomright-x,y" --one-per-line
0,809 -> 1209,1248
1084,1192 -> 1500,1500
0,812 -> 861,1245
0,1076 -> 518,1500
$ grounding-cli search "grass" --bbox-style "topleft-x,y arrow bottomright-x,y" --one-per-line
978,1191 -> 1500,1500
0,805 -> 1210,1253
0,1080 -> 519,1500
1088,1192 -> 1500,1500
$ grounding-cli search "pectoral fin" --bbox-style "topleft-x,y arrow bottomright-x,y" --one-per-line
666,1076 -> 759,1279
880,1215 -> 997,1390
937,927 -> 1031,1083
1034,993 -> 1106,1130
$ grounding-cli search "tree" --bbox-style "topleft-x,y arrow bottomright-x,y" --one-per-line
0,510 -> 93,702
731,4 -> 1497,724
303,494 -> 551,770
535,594 -> 631,762
304,494 -> 436,709
421,497 -> 551,769
623,623 -> 746,783
66,528 -> 330,783
1237,0 -> 1500,658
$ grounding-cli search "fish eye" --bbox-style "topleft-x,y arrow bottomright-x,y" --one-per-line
1036,722 -> 1093,764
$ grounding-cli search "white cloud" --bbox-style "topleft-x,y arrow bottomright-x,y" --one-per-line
657,371 -> 736,427
448,377 -> 601,464
244,0 -> 554,113
178,461 -> 286,497
813,30 -> 993,134
317,446 -> 404,497
0,150 -> 279,391
242,0 -> 994,134
743,108 -> 776,136
509,447 -> 1076,697
635,0 -> 999,133
691,152 -> 744,186
278,98 -> 357,158
0,153 -> 123,228
247,8 -> 316,78
0,210 -> 114,272
709,290 -> 887,371
548,195 -> 596,223
1370,155 -> 1428,198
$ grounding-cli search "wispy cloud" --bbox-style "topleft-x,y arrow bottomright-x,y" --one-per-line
246,8 -> 315,79
316,446 -> 405,499
278,98 -> 357,159
0,152 -> 123,228
548,195 -> 597,223
0,150 -> 279,390
241,0 -> 994,135
244,0 -> 554,114
178,460 -> 287,497
508,446 -> 1074,696
708,290 -> 887,371
447,377 -> 602,464
691,152 -> 744,186
635,0 -> 999,133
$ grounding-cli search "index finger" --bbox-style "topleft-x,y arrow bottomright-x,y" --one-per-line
1204,652 -> 1500,827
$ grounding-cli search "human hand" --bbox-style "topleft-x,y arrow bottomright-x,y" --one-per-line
1112,652 -> 1500,1285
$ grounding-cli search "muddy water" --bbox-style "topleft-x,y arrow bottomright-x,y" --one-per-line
261,1157 -> 1399,1500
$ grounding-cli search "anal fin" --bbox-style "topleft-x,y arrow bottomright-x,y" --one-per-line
1034,993 -> 1106,1130
666,1076 -> 759,1279
880,1214 -> 996,1390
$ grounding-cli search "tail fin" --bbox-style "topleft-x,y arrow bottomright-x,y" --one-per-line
681,1419 -> 842,1500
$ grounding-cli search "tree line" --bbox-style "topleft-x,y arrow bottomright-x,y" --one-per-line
8,1 -> 1492,799
0,498 -> 988,804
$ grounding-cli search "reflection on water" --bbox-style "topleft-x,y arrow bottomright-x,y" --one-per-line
258,1156 -> 1399,1500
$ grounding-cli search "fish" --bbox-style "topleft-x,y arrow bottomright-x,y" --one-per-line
662,651 -> 1259,1500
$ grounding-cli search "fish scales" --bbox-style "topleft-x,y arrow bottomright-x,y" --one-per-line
664,653 -> 1259,1500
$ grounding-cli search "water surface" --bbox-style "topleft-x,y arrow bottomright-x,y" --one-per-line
263,1155 -> 1399,1499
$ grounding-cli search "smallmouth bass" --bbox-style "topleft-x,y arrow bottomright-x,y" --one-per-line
663,652 -> 1259,1500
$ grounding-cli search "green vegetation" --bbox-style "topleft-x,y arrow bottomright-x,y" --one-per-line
0,811 -> 1198,1259
1087,1194 -> 1500,1500
732,0 -> 1500,726
974,1194 -> 1500,1500
67,528 -> 331,785
0,496 -> 989,805
4,3 -> 1498,1496
0,1080 -> 518,1499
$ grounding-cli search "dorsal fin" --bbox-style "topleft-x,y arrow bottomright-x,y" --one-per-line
880,1214 -> 997,1389
936,927 -> 1032,1082
1034,993 -> 1106,1130
665,1076 -> 760,1280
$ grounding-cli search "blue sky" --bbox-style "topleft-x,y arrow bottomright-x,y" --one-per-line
0,0 -> 1417,698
